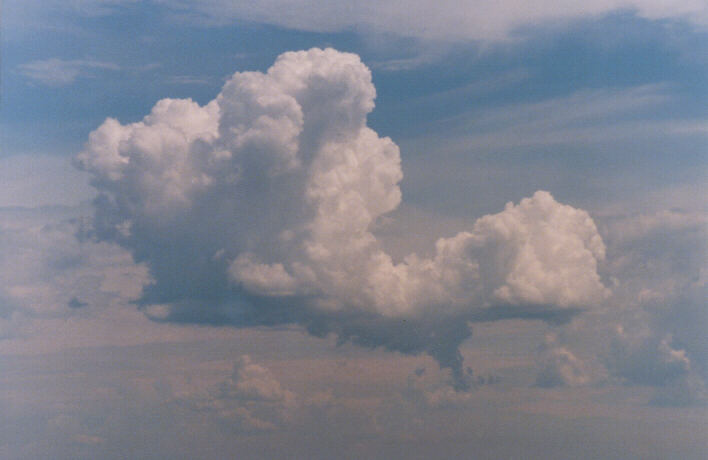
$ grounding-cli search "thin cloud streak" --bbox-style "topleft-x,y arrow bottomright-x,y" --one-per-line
157,0 -> 708,41
411,85 -> 708,151
17,58 -> 120,87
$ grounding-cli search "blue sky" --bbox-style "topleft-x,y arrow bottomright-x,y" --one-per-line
1,1 -> 707,458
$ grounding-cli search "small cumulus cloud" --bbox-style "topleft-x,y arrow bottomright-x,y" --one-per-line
183,355 -> 296,431
535,334 -> 590,388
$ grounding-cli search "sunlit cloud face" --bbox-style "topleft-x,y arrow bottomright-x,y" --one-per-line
76,48 -> 609,388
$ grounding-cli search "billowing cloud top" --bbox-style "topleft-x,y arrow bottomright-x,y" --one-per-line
76,48 -> 608,386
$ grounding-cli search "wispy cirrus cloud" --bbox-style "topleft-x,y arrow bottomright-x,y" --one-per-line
7,0 -> 707,44
166,75 -> 216,86
17,58 -> 120,87
410,84 -> 708,152
157,0 -> 708,41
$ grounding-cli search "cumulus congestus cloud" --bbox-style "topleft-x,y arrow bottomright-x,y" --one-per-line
76,48 -> 609,389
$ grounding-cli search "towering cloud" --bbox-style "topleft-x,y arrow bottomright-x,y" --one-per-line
77,48 -> 608,388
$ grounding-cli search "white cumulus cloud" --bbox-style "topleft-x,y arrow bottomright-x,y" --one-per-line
76,48 -> 608,388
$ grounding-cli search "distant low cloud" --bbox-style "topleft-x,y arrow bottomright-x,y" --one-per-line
404,364 -> 502,408
76,48 -> 608,389
607,329 -> 691,386
536,207 -> 708,404
602,209 -> 707,384
18,58 -> 119,87
186,355 -> 297,431
535,334 -> 589,388
0,207 -> 151,339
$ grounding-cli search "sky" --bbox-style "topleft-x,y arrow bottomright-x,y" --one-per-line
1,1 -> 707,458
